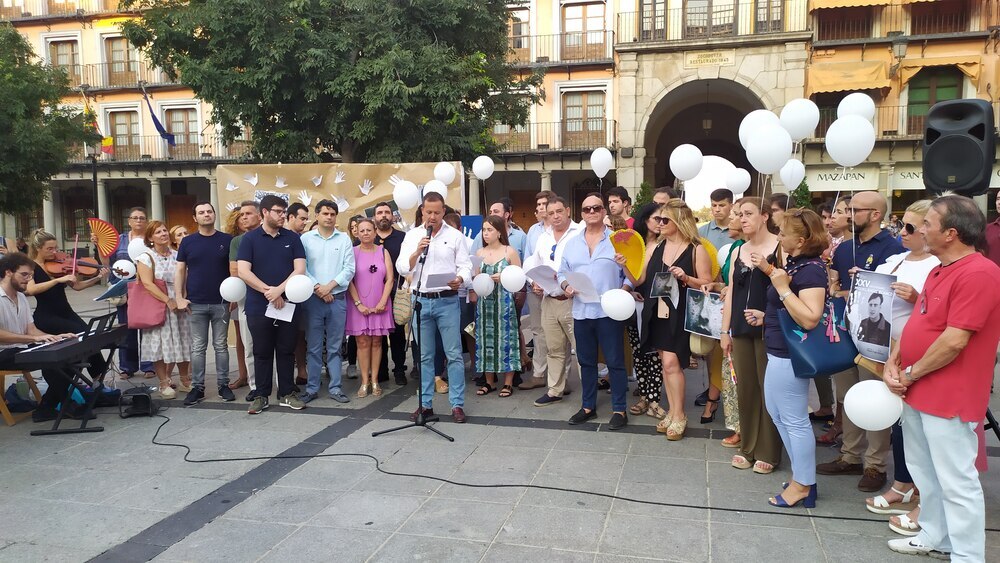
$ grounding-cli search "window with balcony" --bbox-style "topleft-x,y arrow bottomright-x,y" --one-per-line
47,0 -> 78,16
109,110 -> 140,159
684,0 -> 736,39
1,1 -> 26,19
226,125 -> 252,158
812,92 -> 847,138
562,91 -> 605,149
910,0 -> 968,36
755,0 -> 783,33
492,121 -> 530,152
104,36 -> 138,87
508,8 -> 530,63
640,0 -> 667,41
562,3 -> 606,62
816,7 -> 872,41
166,108 -> 198,159
907,67 -> 962,135
48,39 -> 81,87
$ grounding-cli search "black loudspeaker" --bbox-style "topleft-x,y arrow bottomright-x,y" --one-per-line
923,99 -> 995,196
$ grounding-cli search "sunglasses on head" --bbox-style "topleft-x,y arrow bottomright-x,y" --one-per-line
903,223 -> 917,235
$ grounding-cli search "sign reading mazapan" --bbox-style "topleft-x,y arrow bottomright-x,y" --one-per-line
684,50 -> 736,69
805,166 -> 880,192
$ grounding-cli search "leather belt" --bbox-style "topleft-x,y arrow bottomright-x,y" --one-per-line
416,290 -> 458,299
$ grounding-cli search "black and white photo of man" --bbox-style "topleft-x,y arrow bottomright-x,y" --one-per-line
857,292 -> 890,346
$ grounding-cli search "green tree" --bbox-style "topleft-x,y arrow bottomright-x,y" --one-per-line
631,181 -> 653,217
0,24 -> 93,214
120,0 -> 543,163
790,179 -> 812,209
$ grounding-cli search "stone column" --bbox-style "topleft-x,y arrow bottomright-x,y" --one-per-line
208,176 -> 221,228
468,175 -> 481,215
539,170 -> 552,192
96,178 -> 109,220
150,177 -> 164,221
42,190 -> 55,234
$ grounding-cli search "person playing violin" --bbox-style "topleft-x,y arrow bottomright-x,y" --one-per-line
25,229 -> 109,381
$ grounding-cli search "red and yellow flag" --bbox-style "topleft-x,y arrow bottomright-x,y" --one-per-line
83,96 -> 114,155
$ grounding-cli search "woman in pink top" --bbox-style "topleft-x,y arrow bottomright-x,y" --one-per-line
346,219 -> 395,398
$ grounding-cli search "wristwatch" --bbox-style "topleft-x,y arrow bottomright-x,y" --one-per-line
354,299 -> 362,306
903,365 -> 915,382
778,291 -> 793,302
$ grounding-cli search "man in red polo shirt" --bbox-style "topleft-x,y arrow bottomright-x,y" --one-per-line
985,190 -> 1000,268
884,195 -> 1000,562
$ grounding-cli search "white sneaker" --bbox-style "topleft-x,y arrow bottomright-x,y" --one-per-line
887,537 -> 950,559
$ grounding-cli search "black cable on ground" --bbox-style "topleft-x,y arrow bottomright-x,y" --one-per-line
149,414 -> 999,530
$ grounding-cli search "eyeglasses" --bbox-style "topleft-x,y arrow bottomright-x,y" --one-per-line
848,207 -> 876,214
903,223 -> 917,235
652,216 -> 671,225
129,216 -> 147,221
369,264 -> 378,274
581,205 -> 604,214
549,243 -> 557,261
267,208 -> 287,216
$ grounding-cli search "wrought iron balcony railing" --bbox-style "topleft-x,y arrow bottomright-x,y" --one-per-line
491,120 -> 617,153
508,31 -> 615,66
616,3 -> 809,46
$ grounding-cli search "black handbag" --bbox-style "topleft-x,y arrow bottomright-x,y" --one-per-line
777,260 -> 858,378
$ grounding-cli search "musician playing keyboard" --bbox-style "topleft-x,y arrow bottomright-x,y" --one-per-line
0,253 -> 80,423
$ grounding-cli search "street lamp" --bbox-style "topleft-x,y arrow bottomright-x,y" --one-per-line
78,84 -> 99,222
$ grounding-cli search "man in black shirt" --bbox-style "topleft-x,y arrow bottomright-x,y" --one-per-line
373,202 -> 407,385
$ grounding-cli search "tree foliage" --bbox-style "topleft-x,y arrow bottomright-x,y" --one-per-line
0,24 -> 94,214
121,0 -> 543,164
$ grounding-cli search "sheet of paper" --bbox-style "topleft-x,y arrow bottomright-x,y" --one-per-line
424,271 -> 457,288
522,254 -> 540,272
564,272 -> 599,303
526,265 -> 560,294
265,302 -> 296,322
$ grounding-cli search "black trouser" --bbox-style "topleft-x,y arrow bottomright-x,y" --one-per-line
247,315 -> 298,399
0,348 -> 73,409
346,336 -> 357,365
378,322 -> 408,380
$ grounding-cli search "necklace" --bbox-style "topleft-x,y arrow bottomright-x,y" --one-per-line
358,246 -> 381,301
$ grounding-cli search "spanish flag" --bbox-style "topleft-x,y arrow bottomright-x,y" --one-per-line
83,96 -> 114,155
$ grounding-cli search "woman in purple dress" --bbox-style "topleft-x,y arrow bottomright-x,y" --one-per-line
346,219 -> 395,398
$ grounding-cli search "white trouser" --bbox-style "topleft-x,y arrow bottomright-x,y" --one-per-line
901,404 -> 984,562
238,300 -> 256,390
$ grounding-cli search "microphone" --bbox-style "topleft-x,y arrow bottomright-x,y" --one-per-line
419,225 -> 432,262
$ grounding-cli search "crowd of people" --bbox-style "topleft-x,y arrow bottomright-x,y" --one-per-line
0,184 -> 998,561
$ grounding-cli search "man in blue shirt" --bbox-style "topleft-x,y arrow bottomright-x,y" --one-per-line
176,202 -> 235,405
470,200 -> 526,261
558,193 -> 631,430
237,195 -> 308,414
697,188 -> 734,251
820,190 -> 904,492
300,199 -> 356,404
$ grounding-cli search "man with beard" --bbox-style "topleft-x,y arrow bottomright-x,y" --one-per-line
372,202 -> 407,386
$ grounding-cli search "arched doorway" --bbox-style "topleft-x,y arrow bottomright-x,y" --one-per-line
644,79 -> 764,191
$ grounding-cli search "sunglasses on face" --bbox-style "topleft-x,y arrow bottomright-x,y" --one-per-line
903,223 -> 917,235
652,216 -> 670,225
581,205 -> 604,214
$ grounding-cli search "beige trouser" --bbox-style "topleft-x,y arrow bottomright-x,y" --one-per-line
541,296 -> 578,397
525,292 -> 548,380
237,300 -> 256,390
835,365 -> 890,471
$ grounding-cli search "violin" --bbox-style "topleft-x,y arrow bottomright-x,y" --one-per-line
45,251 -> 106,278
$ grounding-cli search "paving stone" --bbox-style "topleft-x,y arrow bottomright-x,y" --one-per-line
397,497 -> 514,541
274,458 -> 375,491
497,505 -> 608,552
258,525 -> 382,562
226,485 -> 343,524
538,450 -> 625,481
308,490 -> 425,531
818,531 -> 928,563
599,513 -> 709,561
484,426 -> 564,450
522,472 -> 616,512
708,487 -> 816,530
369,533 -> 489,562
710,522 -> 822,563
433,468 -> 529,504
610,481 -> 708,522
459,444 -> 547,474
156,519 -> 296,563
554,429 -> 633,454
483,543 -> 596,562
629,432 -> 708,460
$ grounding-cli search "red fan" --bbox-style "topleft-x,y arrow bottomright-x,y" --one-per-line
88,217 -> 120,259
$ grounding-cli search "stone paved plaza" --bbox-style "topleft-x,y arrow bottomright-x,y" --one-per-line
1,287 -> 998,563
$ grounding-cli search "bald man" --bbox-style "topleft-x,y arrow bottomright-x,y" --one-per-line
818,190 -> 903,493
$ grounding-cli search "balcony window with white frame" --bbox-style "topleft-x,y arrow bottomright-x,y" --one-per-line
684,0 -> 736,39
104,36 -> 138,87
907,67 -> 962,136
562,3 -> 605,61
48,40 -> 81,87
109,110 -> 140,159
166,108 -> 198,159
755,0 -> 783,33
562,91 -> 605,149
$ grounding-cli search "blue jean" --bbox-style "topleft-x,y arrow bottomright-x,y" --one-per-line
305,294 -> 347,395
416,296 -> 464,409
763,354 -> 815,486
189,303 -> 230,390
117,305 -> 154,374
891,419 -> 912,484
574,317 -> 627,412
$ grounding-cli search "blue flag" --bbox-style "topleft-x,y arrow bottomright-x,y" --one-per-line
144,93 -> 176,146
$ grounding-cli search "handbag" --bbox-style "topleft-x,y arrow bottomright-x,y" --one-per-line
127,253 -> 168,329
392,276 -> 413,326
777,261 -> 858,378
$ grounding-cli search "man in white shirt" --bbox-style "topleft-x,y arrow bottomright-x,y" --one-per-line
397,193 -> 473,423
527,196 -> 584,406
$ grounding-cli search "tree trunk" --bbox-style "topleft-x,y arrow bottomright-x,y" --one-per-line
340,139 -> 356,163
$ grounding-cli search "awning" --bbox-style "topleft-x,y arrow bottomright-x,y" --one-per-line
899,0 -> 937,4
810,0 -> 891,10
898,55 -> 982,86
806,61 -> 890,96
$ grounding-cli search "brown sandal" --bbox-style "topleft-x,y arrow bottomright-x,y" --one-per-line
498,385 -> 513,398
629,397 -> 649,416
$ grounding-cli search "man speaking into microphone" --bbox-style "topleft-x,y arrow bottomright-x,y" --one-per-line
397,192 -> 472,423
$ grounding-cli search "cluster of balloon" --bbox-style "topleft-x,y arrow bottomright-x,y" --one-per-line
736,99 -> 822,191
391,161 -> 461,211
825,93 -> 877,168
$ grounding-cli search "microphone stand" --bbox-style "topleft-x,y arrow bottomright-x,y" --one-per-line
373,226 -> 454,442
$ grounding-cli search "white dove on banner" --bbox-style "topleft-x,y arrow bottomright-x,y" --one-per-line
275,177 -> 288,189
332,195 -> 350,213
297,191 -> 312,206
225,182 -> 239,192
244,173 -> 258,187
334,171 -> 346,184
388,174 -> 403,187
311,175 -> 323,187
359,179 -> 374,196
226,202 -> 239,211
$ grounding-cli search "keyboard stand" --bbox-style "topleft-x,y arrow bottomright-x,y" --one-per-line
30,346 -> 117,437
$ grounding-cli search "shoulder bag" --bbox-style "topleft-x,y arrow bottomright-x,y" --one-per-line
127,253 -> 168,329
392,275 -> 413,326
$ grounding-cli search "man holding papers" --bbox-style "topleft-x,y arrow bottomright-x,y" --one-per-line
237,195 -> 307,414
528,196 -> 583,406
397,192 -> 473,423
558,193 -> 632,430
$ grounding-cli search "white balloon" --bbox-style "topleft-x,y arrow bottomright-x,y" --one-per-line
284,274 -> 314,304
127,238 -> 148,261
471,273 -> 495,298
843,379 -> 903,431
111,259 -> 136,280
738,109 -> 781,150
825,115 -> 876,168
669,144 -> 704,182
433,162 -> 456,185
472,156 -> 495,181
746,125 -> 792,174
499,265 -> 526,293
779,98 -> 820,142
393,180 -> 420,210
423,179 -> 448,199
838,92 -> 876,121
589,147 -> 614,179
725,168 -> 752,195
779,159 -> 806,191
600,289 -> 636,321
219,276 -> 247,302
